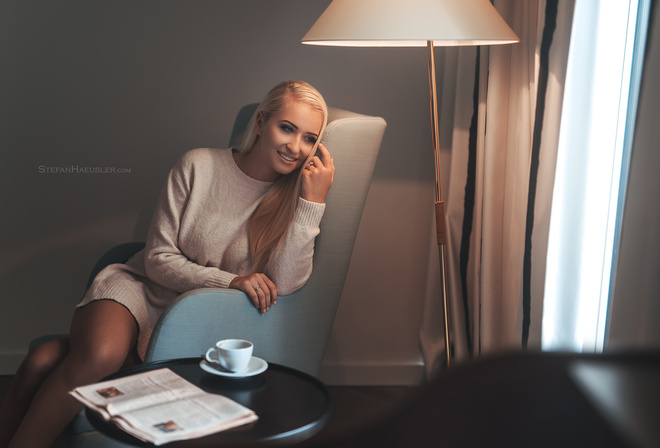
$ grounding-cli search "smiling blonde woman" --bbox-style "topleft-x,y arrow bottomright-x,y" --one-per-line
0,80 -> 334,448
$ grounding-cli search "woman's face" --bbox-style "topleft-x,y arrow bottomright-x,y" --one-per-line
251,100 -> 323,181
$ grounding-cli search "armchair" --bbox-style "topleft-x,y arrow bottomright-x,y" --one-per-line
144,105 -> 386,375
30,104 -> 386,447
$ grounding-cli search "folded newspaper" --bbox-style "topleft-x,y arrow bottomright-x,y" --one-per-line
70,368 -> 258,446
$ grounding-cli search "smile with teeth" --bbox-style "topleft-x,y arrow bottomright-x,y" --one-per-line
277,151 -> 297,163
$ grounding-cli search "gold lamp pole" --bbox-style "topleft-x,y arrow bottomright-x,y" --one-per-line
303,0 -> 518,368
426,40 -> 452,367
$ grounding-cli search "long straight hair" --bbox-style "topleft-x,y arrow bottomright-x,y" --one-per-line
237,81 -> 328,273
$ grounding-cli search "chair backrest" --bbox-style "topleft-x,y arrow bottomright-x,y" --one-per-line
145,105 -> 386,376
248,104 -> 387,369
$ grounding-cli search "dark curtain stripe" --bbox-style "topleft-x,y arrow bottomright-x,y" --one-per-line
522,0 -> 558,347
459,47 -> 481,357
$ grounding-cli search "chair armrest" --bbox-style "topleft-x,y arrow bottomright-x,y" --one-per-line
144,287 -> 332,377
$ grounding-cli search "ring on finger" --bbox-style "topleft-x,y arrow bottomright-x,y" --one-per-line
255,286 -> 260,292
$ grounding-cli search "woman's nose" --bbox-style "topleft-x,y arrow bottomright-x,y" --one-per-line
287,135 -> 303,152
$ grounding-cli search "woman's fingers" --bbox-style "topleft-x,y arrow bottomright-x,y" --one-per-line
305,144 -> 334,170
302,144 -> 335,203
229,273 -> 278,313
262,275 -> 278,307
253,278 -> 269,312
251,275 -> 275,313
316,143 -> 334,166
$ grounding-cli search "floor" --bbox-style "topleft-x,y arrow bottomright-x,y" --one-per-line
300,385 -> 417,446
0,375 -> 417,447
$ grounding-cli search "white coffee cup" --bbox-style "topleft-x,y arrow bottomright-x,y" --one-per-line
205,339 -> 253,372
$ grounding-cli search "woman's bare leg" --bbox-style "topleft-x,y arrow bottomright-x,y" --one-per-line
8,300 -> 138,448
0,338 -> 69,447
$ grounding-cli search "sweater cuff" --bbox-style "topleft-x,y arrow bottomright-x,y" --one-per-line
205,270 -> 238,289
295,197 -> 326,227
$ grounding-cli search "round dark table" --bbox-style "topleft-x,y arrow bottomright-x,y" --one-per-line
86,357 -> 332,447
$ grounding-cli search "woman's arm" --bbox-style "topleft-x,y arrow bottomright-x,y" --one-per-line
264,143 -> 334,294
267,143 -> 334,295
265,198 -> 326,295
143,152 -> 237,293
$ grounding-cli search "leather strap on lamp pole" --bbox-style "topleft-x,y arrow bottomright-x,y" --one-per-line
435,201 -> 447,246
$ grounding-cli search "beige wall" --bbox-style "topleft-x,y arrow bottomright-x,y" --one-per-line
0,1 -> 435,384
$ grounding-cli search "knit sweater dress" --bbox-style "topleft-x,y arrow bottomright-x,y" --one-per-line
77,148 -> 325,359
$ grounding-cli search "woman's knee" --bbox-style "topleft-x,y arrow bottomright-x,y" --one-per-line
16,338 -> 69,389
90,339 -> 134,372
66,339 -> 133,381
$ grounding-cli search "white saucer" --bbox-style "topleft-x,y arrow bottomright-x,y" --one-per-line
199,357 -> 268,378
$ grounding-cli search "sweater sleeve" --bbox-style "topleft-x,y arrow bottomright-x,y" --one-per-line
143,152 -> 237,293
266,197 -> 325,295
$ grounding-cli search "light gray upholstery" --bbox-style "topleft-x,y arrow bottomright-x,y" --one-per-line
29,105 -> 386,447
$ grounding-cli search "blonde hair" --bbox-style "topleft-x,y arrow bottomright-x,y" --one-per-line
238,80 -> 328,273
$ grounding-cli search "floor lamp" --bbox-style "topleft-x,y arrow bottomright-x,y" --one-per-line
302,0 -> 518,367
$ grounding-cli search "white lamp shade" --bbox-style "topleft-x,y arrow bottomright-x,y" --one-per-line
302,0 -> 519,47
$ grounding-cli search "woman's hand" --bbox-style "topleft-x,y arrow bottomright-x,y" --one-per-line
229,273 -> 278,313
301,143 -> 335,204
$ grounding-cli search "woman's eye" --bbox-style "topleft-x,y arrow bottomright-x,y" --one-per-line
304,136 -> 317,144
280,124 -> 294,133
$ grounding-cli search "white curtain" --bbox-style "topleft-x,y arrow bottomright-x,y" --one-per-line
420,0 -> 575,374
608,0 -> 659,350
543,0 -> 650,352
